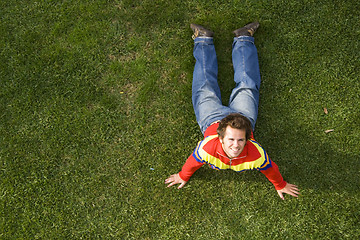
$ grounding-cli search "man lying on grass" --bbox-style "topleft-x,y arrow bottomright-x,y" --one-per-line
165,22 -> 299,200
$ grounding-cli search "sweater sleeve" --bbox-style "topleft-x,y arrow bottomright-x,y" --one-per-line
260,160 -> 287,190
178,154 -> 205,182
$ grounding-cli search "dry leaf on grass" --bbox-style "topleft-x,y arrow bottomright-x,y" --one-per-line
325,129 -> 334,133
324,108 -> 328,114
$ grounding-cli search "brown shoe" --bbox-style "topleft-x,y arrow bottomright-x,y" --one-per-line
190,23 -> 214,39
233,22 -> 260,37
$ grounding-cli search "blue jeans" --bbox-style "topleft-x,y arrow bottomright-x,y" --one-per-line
192,36 -> 261,134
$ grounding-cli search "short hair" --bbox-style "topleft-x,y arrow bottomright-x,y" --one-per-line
217,113 -> 252,140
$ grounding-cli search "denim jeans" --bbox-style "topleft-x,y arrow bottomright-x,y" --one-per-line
192,36 -> 261,134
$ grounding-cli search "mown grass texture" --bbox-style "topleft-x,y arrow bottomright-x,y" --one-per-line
1,0 -> 359,239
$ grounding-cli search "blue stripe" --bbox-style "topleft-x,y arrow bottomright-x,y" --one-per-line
249,139 -> 272,170
259,152 -> 271,170
259,162 -> 272,171
192,141 -> 205,163
192,151 -> 205,163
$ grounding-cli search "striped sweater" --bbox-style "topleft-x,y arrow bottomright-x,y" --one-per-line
179,123 -> 287,190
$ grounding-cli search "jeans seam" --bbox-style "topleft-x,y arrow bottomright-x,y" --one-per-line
201,44 -> 208,97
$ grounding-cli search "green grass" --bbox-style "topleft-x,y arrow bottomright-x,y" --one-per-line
1,0 -> 359,239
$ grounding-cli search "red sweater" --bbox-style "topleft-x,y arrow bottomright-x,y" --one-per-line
179,123 -> 287,190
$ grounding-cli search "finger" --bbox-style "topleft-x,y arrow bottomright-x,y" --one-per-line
291,189 -> 300,195
277,191 -> 284,200
283,188 -> 299,197
166,182 -> 176,188
285,187 -> 299,193
291,189 -> 299,194
165,175 -> 175,184
289,186 -> 300,194
288,191 -> 299,197
178,182 -> 186,189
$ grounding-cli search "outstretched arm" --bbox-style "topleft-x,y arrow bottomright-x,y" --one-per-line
260,161 -> 300,200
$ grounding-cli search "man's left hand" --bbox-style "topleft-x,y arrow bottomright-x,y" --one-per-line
277,183 -> 299,200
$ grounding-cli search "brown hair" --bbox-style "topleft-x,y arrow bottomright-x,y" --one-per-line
217,113 -> 252,140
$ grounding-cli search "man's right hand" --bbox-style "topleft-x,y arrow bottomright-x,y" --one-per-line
165,173 -> 187,189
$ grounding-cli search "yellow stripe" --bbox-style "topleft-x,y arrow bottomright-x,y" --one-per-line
197,137 -> 270,172
194,135 -> 218,162
232,140 -> 270,171
205,155 -> 230,170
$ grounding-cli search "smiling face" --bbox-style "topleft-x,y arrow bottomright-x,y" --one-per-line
219,126 -> 247,158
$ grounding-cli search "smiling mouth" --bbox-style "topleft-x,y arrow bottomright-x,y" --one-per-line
232,147 -> 244,154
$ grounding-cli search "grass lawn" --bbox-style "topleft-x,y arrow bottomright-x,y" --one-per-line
1,0 -> 359,239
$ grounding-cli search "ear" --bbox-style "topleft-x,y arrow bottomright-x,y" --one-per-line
218,135 -> 224,144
